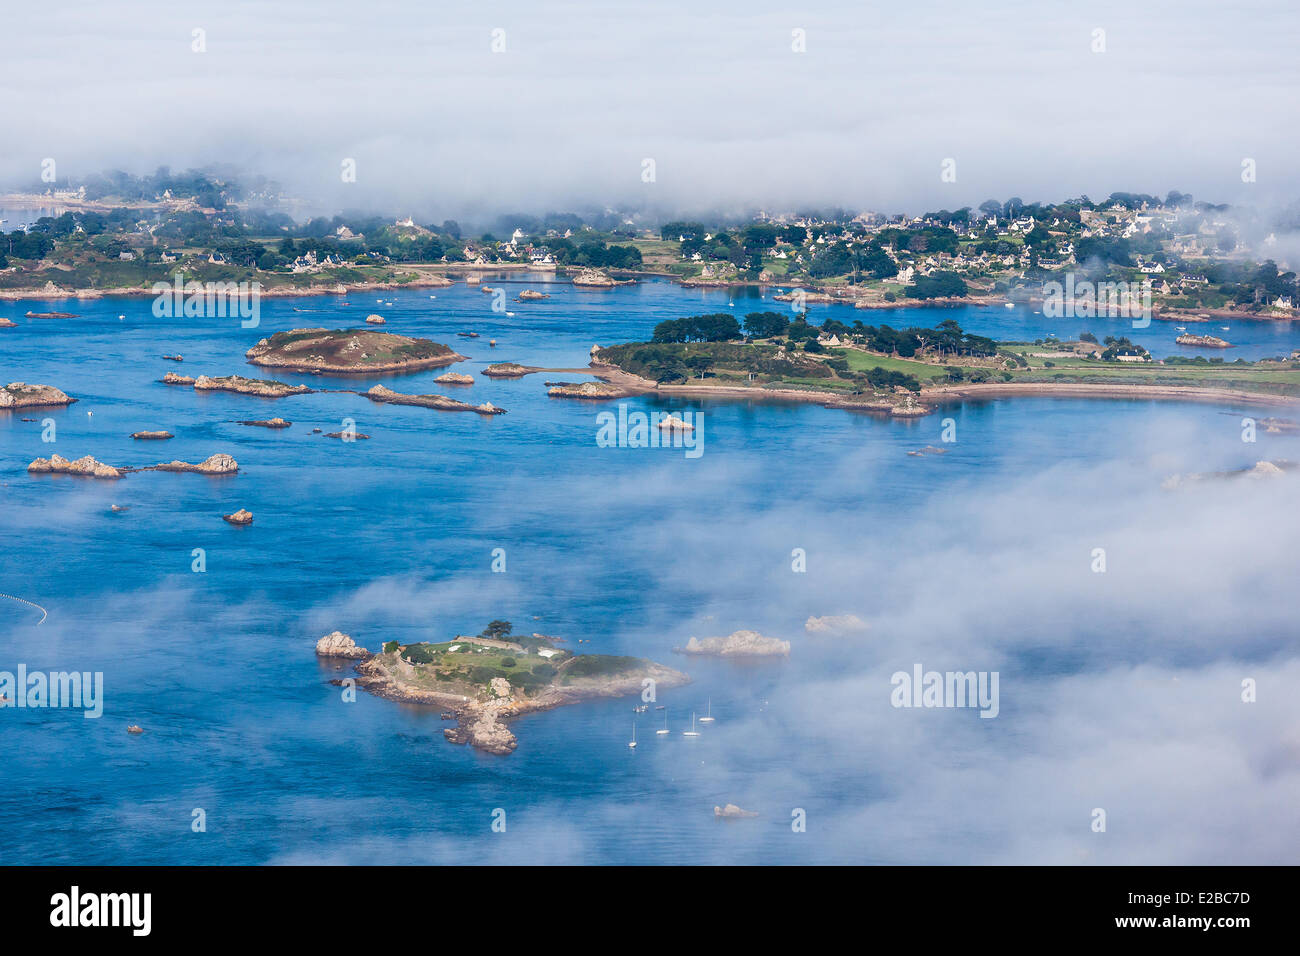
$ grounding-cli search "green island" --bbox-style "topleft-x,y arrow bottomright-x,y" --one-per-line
245,328 -> 466,374
591,313 -> 1300,416
338,621 -> 689,755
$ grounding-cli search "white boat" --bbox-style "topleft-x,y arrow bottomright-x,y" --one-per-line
628,722 -> 637,749
1176,326 -> 1186,332
1221,326 -> 1230,331
683,712 -> 701,737
699,699 -> 715,723
1004,302 -> 1015,309
656,710 -> 670,735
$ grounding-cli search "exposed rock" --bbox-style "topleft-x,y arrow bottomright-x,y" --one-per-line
366,383 -> 505,415
27,454 -> 122,479
110,504 -> 130,512
194,375 -> 312,397
162,354 -> 184,362
517,289 -> 549,300
657,413 -> 694,431
481,362 -> 532,379
436,373 -> 475,386
236,417 -> 292,429
161,371 -> 196,386
24,310 -> 77,319
315,631 -> 370,658
364,314 -> 386,325
1,383 -> 76,409
1162,459 -> 1294,489
547,380 -> 629,400
714,803 -> 759,819
324,430 -> 371,439
131,431 -> 174,440
127,725 -> 144,735
489,677 -> 513,698
150,453 -> 239,475
465,275 -> 481,285
679,629 -> 791,658
0,317 -> 15,328
1176,333 -> 1231,348
907,445 -> 949,457
222,508 -> 254,526
245,328 -> 465,374
572,269 -> 617,287
805,614 -> 869,636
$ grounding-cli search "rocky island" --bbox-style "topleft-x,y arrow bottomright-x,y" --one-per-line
193,374 -> 312,397
246,328 -> 466,374
1,383 -> 77,409
435,372 -> 475,386
365,383 -> 505,415
1176,333 -> 1232,348
481,362 -> 534,378
342,622 -> 689,755
547,380 -> 631,400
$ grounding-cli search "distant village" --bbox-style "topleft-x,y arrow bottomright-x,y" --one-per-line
1,173 -> 1296,315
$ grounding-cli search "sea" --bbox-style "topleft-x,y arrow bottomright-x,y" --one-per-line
3,277 -> 1298,864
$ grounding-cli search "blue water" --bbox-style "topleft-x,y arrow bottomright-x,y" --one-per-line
3,278 -> 1299,864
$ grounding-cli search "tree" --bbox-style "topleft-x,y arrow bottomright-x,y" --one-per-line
743,311 -> 789,338
481,620 -> 513,640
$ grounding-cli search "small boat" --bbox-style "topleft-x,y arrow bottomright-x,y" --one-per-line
656,710 -> 670,735
699,699 -> 715,723
1004,302 -> 1015,309
1176,326 -> 1186,332
628,722 -> 637,749
654,705 -> 665,710
633,704 -> 647,713
683,712 -> 701,737
1221,326 -> 1230,331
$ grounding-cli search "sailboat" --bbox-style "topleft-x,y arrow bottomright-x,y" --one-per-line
683,712 -> 701,737
656,710 -> 670,735
699,699 -> 715,723
628,722 -> 637,749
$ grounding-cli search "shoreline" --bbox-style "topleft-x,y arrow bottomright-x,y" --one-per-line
585,362 -> 1300,415
2,270 -> 1297,325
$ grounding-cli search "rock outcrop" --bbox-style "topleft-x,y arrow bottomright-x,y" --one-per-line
130,431 -> 173,440
657,414 -> 694,431
161,372 -> 196,385
1176,333 -> 1231,348
714,804 -> 759,819
365,383 -> 504,415
1,383 -> 76,409
517,289 -> 549,300
364,314 -> 386,325
150,453 -> 239,475
27,454 -> 123,479
481,362 -> 531,378
678,629 -> 790,658
435,373 -> 475,386
547,380 -> 629,399
222,509 -> 254,526
194,375 -> 312,397
236,417 -> 292,429
315,631 -> 370,658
